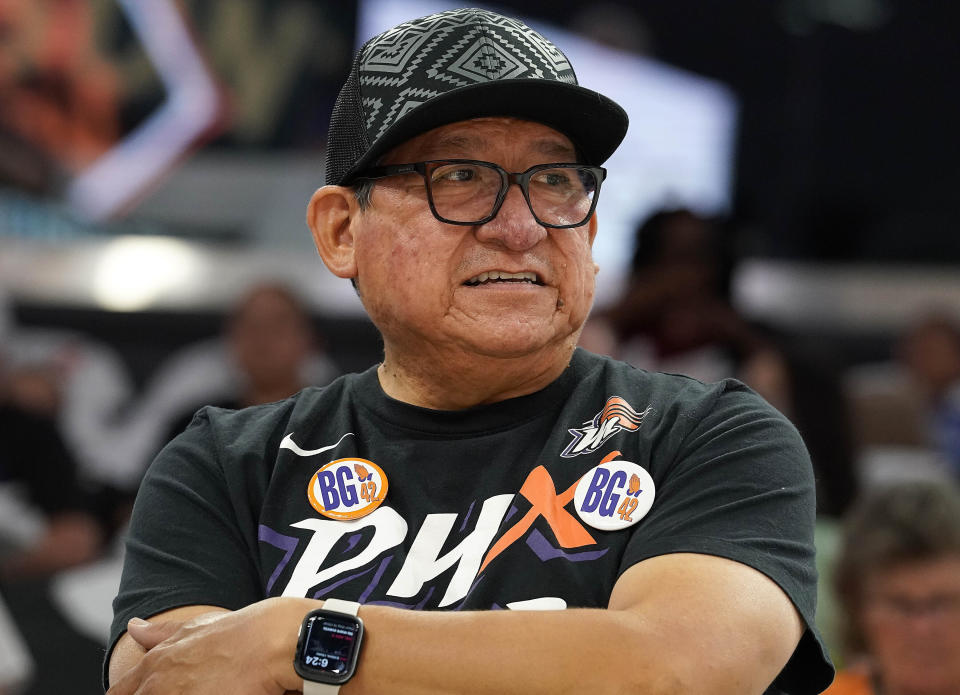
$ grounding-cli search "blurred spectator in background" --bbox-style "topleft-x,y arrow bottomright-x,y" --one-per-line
827,481 -> 960,695
0,353 -> 102,579
585,207 -> 858,515
0,333 -> 159,695
161,282 -> 333,443
225,283 -> 321,406
898,314 -> 960,478
590,208 -> 771,384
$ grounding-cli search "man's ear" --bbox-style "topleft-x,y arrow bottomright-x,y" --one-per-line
307,185 -> 360,279
587,211 -> 599,245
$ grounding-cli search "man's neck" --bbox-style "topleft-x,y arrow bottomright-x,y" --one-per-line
377,342 -> 576,410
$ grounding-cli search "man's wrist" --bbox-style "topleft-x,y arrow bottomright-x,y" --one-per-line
295,600 -> 364,693
266,597 -> 322,692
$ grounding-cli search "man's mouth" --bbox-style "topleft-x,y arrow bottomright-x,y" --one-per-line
464,271 -> 543,286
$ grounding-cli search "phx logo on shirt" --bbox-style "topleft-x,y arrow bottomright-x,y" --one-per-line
307,458 -> 389,520
562,396 -> 651,458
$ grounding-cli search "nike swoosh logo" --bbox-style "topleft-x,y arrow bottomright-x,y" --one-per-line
280,432 -> 354,457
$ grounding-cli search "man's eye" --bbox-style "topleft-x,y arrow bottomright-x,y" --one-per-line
431,166 -> 477,183
535,170 -> 572,187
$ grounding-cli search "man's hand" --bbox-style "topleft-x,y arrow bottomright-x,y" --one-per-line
107,598 -> 313,695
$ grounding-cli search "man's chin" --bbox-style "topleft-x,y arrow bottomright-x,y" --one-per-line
451,321 -> 576,361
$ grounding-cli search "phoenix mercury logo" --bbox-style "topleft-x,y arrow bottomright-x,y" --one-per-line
561,396 -> 652,458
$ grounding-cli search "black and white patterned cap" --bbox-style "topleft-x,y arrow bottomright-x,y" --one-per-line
324,7 -> 629,185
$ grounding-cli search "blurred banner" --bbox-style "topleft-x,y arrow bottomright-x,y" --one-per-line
0,0 -> 352,221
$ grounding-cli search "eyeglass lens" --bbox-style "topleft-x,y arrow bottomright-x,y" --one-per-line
871,592 -> 960,620
424,162 -> 598,227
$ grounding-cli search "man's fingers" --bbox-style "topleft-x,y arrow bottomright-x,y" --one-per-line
126,617 -> 180,650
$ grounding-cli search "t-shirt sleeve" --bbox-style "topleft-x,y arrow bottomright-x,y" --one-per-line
619,380 -> 834,694
104,409 -> 264,689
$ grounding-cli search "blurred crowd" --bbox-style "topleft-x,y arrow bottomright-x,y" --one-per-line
2,1 -> 958,693
583,209 -> 960,693
2,210 -> 960,694
0,281 -> 335,694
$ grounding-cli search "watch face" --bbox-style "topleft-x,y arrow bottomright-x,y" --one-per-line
295,612 -> 364,684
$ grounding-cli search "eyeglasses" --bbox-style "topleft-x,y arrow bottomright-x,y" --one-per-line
355,159 -> 606,229
868,593 -> 960,622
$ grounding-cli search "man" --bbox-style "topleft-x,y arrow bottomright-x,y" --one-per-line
106,8 -> 834,694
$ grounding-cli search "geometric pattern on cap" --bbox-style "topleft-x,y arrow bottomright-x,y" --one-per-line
358,8 -> 577,141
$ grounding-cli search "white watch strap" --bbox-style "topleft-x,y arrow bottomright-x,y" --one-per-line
303,680 -> 340,695
301,599 -> 362,695
322,598 -> 361,615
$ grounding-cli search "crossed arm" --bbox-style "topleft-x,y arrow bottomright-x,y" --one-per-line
107,552 -> 803,695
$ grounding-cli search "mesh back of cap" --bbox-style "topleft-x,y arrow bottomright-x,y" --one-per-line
324,48 -> 370,186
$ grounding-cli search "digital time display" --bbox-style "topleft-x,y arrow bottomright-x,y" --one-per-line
298,613 -> 363,679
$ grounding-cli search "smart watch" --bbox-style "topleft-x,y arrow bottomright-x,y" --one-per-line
294,598 -> 364,695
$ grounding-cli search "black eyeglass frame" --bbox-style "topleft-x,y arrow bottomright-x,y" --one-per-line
353,159 -> 607,229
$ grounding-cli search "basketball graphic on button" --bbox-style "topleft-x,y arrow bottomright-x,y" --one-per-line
574,453 -> 655,531
307,458 -> 388,520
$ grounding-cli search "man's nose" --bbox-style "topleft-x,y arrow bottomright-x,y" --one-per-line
474,183 -> 547,251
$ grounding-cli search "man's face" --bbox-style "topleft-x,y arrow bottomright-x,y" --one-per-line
350,117 -> 598,360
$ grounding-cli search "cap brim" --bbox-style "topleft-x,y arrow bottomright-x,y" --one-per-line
338,79 -> 628,184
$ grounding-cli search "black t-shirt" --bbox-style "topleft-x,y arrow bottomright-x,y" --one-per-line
108,349 -> 834,693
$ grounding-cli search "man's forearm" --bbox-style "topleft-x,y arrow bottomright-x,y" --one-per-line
271,599 -> 786,695
113,600 -> 672,695
111,555 -> 801,695
332,603 -> 662,695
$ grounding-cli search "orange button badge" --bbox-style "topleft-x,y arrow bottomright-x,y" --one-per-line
307,458 -> 388,520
